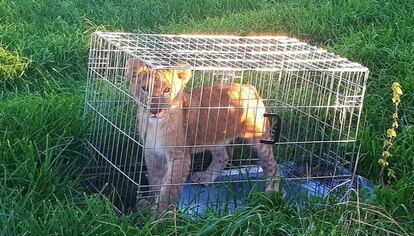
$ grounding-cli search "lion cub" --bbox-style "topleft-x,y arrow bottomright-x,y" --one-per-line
126,59 -> 279,212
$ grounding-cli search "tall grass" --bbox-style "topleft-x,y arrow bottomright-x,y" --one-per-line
0,0 -> 413,234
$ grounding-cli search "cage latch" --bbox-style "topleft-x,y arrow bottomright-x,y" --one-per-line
260,113 -> 282,144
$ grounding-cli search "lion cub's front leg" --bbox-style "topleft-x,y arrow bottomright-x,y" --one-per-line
158,147 -> 191,212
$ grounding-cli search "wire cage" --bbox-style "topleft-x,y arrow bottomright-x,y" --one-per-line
83,32 -> 369,214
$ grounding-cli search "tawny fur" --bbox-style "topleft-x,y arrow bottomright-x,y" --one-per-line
126,59 -> 279,213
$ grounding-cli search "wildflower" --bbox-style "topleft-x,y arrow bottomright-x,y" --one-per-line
382,151 -> 392,158
392,112 -> 399,119
378,158 -> 388,167
379,82 -> 403,180
392,82 -> 403,96
383,140 -> 392,148
387,128 -> 396,138
392,96 -> 401,105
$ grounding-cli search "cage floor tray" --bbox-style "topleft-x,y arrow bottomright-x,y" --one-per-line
178,163 -> 373,216
179,167 -> 266,215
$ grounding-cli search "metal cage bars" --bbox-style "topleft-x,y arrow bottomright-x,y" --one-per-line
83,32 -> 369,213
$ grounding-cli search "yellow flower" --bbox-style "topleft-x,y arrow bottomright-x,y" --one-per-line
392,121 -> 399,128
382,151 -> 392,158
392,112 -> 399,119
392,82 -> 403,96
392,95 -> 401,105
384,140 -> 393,148
378,158 -> 388,167
387,128 -> 397,138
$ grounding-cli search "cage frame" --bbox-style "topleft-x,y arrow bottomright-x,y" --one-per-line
83,31 -> 369,214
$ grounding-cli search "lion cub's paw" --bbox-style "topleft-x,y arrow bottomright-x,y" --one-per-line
191,171 -> 216,185
136,198 -> 151,209
265,179 -> 280,192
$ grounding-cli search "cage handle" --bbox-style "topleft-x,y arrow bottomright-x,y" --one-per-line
260,113 -> 282,144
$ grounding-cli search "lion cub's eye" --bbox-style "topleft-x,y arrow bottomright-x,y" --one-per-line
163,87 -> 171,94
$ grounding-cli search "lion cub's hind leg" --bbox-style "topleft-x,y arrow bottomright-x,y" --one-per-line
254,142 -> 279,192
191,147 -> 230,185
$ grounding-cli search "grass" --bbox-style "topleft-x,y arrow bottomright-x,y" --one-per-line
0,0 -> 413,234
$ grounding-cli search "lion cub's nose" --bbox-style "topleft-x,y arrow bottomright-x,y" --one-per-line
150,108 -> 160,116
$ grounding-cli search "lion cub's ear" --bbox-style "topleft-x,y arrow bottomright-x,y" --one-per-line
173,61 -> 192,85
126,58 -> 148,81
176,69 -> 192,85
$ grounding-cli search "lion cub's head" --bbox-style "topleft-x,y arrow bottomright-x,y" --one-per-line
126,59 -> 192,117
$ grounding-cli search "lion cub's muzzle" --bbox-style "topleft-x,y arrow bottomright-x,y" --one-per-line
148,97 -> 170,116
149,107 -> 161,116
